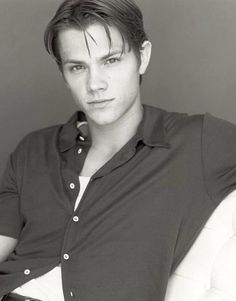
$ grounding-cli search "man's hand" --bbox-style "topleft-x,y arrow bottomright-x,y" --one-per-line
0,235 -> 18,263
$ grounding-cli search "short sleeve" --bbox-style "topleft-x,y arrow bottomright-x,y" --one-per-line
0,152 -> 23,239
202,113 -> 236,204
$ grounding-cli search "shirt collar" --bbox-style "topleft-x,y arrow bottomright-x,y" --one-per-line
58,104 -> 170,152
136,104 -> 170,148
58,111 -> 90,152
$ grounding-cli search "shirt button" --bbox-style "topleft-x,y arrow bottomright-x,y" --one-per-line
70,291 -> 74,297
70,183 -> 75,189
79,136 -> 85,141
77,148 -> 82,154
24,269 -> 30,275
63,254 -> 70,260
73,216 -> 79,222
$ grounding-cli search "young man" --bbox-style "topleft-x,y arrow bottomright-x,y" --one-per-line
0,0 -> 236,300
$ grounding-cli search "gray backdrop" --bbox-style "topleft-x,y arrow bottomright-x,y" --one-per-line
0,0 -> 236,177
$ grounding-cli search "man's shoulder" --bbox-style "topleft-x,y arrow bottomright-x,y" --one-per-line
13,123 -> 63,157
22,124 -> 61,143
148,105 -> 205,135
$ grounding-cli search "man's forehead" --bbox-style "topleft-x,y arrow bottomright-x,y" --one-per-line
58,24 -> 127,60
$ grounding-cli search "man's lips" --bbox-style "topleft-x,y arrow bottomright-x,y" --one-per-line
87,98 -> 114,104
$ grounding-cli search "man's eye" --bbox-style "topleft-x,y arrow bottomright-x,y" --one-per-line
105,57 -> 120,65
70,65 -> 85,72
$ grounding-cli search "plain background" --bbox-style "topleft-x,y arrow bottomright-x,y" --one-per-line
0,0 -> 236,177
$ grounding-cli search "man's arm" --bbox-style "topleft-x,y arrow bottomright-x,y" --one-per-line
0,235 -> 17,263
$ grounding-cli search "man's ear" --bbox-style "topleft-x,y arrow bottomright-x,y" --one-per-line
139,40 -> 152,75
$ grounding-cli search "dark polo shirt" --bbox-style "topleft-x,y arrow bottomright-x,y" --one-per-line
0,104 -> 236,300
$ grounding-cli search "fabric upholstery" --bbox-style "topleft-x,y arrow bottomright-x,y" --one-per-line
165,190 -> 236,301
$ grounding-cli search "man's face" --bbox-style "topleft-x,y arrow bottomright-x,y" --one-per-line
58,23 -> 149,126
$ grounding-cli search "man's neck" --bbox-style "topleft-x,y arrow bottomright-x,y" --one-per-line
87,104 -> 143,154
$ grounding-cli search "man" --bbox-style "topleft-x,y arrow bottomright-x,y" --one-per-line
0,0 -> 236,300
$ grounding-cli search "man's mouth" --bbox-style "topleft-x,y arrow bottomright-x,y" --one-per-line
88,98 -> 114,104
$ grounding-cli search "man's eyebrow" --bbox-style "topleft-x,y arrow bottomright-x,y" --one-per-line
62,59 -> 84,65
62,50 -> 123,65
101,50 -> 123,61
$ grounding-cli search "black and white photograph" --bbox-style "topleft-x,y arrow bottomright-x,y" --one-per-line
0,0 -> 236,300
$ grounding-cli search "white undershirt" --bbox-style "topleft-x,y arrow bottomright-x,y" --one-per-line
12,176 -> 91,301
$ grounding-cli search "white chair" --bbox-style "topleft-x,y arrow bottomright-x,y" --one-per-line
165,190 -> 236,301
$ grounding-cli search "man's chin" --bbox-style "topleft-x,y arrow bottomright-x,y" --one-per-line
88,113 -> 119,127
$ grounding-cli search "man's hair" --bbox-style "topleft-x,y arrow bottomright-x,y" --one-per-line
44,0 -> 148,68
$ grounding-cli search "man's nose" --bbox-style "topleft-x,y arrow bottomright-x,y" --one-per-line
87,66 -> 108,93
